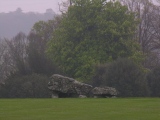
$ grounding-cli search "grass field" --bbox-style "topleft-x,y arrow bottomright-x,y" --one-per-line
0,98 -> 159,120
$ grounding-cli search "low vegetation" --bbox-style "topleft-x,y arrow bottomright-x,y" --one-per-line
0,98 -> 159,120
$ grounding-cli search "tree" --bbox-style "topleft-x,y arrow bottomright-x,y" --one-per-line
27,17 -> 62,75
156,0 -> 160,4
120,0 -> 160,69
0,74 -> 51,98
0,38 -> 7,82
0,39 -> 10,82
58,0 -> 72,13
5,32 -> 29,75
48,0 -> 142,81
92,58 -> 148,97
15,8 -> 23,13
147,65 -> 160,97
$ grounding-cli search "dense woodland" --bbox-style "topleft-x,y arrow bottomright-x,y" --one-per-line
0,0 -> 160,98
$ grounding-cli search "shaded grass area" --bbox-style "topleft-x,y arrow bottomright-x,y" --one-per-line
0,98 -> 159,120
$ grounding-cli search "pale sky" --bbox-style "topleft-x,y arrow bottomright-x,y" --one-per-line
0,0 -> 159,14
0,0 -> 67,13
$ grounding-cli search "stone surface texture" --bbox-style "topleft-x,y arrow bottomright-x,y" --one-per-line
48,74 -> 117,98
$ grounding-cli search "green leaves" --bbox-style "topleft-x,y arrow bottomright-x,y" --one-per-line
47,0 -> 143,81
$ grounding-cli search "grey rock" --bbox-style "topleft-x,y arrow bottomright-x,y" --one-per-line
92,87 -> 117,98
51,91 -> 59,98
48,74 -> 117,98
79,95 -> 87,98
48,74 -> 93,98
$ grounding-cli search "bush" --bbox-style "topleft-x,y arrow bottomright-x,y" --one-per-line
92,58 -> 149,97
0,74 -> 51,98
147,65 -> 160,97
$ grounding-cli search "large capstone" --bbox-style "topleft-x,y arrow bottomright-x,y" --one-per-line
48,74 -> 118,98
48,74 -> 93,98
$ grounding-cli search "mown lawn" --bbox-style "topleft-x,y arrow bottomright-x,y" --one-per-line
0,98 -> 159,120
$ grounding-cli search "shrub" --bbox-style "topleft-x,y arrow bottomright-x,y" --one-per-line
147,65 -> 160,97
92,58 -> 149,97
0,74 -> 51,98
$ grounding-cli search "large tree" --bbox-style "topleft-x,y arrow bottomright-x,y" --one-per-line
120,0 -> 160,69
48,0 -> 142,81
0,38 -> 11,82
5,32 -> 29,75
27,16 -> 62,75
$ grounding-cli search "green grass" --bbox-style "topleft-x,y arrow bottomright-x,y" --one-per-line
0,98 -> 159,120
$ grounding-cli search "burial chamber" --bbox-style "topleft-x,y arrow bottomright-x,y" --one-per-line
48,74 -> 117,98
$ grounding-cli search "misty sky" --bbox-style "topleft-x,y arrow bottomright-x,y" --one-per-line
0,0 -> 67,13
0,0 -> 159,14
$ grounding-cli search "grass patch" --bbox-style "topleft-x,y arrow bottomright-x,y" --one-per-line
0,98 -> 159,120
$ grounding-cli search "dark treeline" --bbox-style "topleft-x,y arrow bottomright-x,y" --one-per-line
0,0 -> 160,98
0,17 -> 62,98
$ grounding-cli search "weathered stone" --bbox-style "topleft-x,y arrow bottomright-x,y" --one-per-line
92,87 -> 117,98
48,74 -> 93,98
79,95 -> 87,98
48,74 -> 118,98
51,91 -> 59,98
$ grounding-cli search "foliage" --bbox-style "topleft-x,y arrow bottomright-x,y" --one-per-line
47,0 -> 142,81
27,32 -> 58,75
5,32 -> 29,75
92,58 -> 148,97
147,65 -> 160,97
27,17 -> 62,76
0,98 -> 160,120
0,38 -> 11,82
0,74 -> 51,98
0,18 -> 62,98
120,0 -> 160,69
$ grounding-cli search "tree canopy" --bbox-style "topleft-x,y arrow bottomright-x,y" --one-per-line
47,0 -> 142,81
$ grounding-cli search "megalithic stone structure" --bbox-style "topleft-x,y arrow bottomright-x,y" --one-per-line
48,74 -> 118,98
